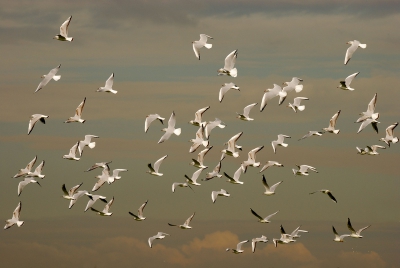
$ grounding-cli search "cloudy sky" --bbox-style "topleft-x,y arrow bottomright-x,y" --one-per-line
0,0 -> 399,267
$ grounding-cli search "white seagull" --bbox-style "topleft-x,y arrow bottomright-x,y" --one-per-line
333,226 -> 350,242
237,103 -> 257,121
78,135 -> 99,156
18,177 -> 41,196
189,125 -> 209,153
292,165 -> 318,176
298,131 -> 323,141
262,175 -> 282,196
251,235 -> 268,253
224,166 -> 244,185
191,146 -> 212,169
259,161 -> 284,173
218,49 -> 238,77
28,114 -> 49,135
35,65 -> 61,93
361,145 -> 386,155
148,232 -> 169,248
168,212 -> 195,229
203,160 -> 223,181
260,84 -> 282,112
211,189 -> 230,203
13,156 -> 37,178
158,111 -> 181,143
65,97 -> 86,123
356,93 -> 379,123
204,118 -> 226,139
129,200 -> 148,221
84,194 -> 108,212
219,82 -> 240,102
222,132 -> 243,158
288,97 -> 309,113
192,34 -> 213,60
347,218 -> 371,238
380,122 -> 398,147
62,183 -> 83,200
147,155 -> 168,176
172,182 -> 194,193
272,134 -> 291,154
90,197 -> 114,216
226,240 -> 249,254
4,202 -> 24,230
145,114 -> 165,133
241,146 -> 264,172
323,110 -> 341,134
189,106 -> 210,127
28,160 -> 45,179
185,167 -> 206,186
250,208 -> 279,223
344,40 -> 367,65
279,77 -> 304,105
337,72 -> 359,91
310,189 -> 337,203
357,118 -> 379,134
97,73 -> 117,94
53,16 -> 73,41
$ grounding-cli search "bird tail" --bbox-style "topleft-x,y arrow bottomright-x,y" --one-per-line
281,143 -> 288,147
88,142 -> 96,149
17,221 -> 24,227
229,68 -> 237,78
52,75 -> 61,81
295,85 -> 303,93
174,128 -> 182,136
298,105 -> 305,111
359,44 -> 367,49
233,152 -> 239,158
333,129 -> 340,134
202,140 -> 209,147
393,137 -> 399,143
205,43 -> 212,49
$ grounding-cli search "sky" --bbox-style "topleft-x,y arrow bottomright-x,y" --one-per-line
0,0 -> 399,267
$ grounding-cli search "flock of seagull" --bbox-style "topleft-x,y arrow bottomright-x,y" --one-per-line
4,15 -> 399,255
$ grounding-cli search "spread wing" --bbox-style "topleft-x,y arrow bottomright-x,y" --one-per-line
154,155 -> 168,173
75,97 -> 86,117
224,50 -> 238,70
105,73 -> 114,88
60,16 -> 72,37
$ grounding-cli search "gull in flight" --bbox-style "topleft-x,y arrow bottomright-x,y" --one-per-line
145,114 -> 165,133
250,208 -> 279,223
90,197 -> 114,216
97,73 -> 117,94
211,189 -> 230,203
272,134 -> 291,154
204,118 -> 226,139
344,40 -> 367,65
129,200 -> 148,221
224,166 -> 244,184
85,161 -> 112,172
380,122 -> 398,147
147,155 -> 168,176
241,146 -> 264,172
192,34 -> 213,60
18,177 -> 41,196
262,175 -> 282,196
298,131 -> 323,141
251,235 -> 268,253
219,82 -> 240,103
189,106 -> 210,127
203,160 -> 223,181
189,125 -> 209,153
78,135 -> 99,156
92,165 -> 127,191
107,168 -> 128,184
292,165 -> 318,176
260,161 -> 284,173
222,132 -> 243,158
218,49 -> 238,77
28,160 -> 45,179
85,194 -> 107,212
148,232 -> 169,248
333,226 -> 350,242
356,93 -> 379,123
337,72 -> 359,91
357,145 -> 385,155
185,167 -> 207,186
168,212 -> 195,229
4,202 -> 24,230
357,118 -> 379,134
191,147 -> 212,169
35,65 -> 61,93
28,114 -> 49,135
158,111 -> 181,143
275,225 -> 296,246
13,156 -> 37,178
65,97 -> 86,123
347,218 -> 371,238
290,226 -> 309,238
260,84 -> 282,112
287,97 -> 309,112
62,183 -> 83,200
279,77 -> 304,105
63,142 -> 80,160
54,16 -> 73,41
68,189 -> 91,209
323,110 -> 341,134
237,103 -> 257,121
172,182 -> 194,193
310,189 -> 337,203
226,240 -> 249,254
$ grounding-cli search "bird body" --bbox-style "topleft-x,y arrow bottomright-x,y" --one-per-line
147,155 -> 168,176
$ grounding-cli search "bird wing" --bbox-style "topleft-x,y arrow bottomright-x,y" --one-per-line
293,97 -> 308,106
158,131 -> 172,144
329,110 -> 341,128
138,200 -> 148,217
327,191 -> 337,203
167,111 -> 176,128
264,210 -> 279,221
62,184 -> 69,196
192,43 -> 201,60
237,240 -> 248,251
357,225 -> 371,235
224,50 -> 238,70
60,16 -> 72,37
105,73 -> 114,88
194,106 -> 210,122
92,178 -> 107,192
112,169 -> 127,178
386,122 -> 398,137
191,168 -> 204,182
260,84 -> 281,111
344,43 -> 357,65
26,156 -> 38,171
367,93 -> 377,114
12,202 -> 22,220
33,160 -> 45,174
184,212 -> 195,226
211,191 -> 218,203
199,34 -> 210,43
145,114 -> 158,133
35,66 -> 60,93
250,208 -> 264,221
28,115 -> 41,134
154,155 -> 167,173
269,181 -> 282,192
232,166 -> 243,182
197,146 -> 212,163
347,218 -> 356,233
75,97 -> 86,117
227,132 -> 243,151
357,118 -> 374,134
243,103 -> 257,117
262,175 -> 270,192
69,183 -> 82,196
345,72 -> 359,87
69,142 -> 79,156
103,197 -> 114,213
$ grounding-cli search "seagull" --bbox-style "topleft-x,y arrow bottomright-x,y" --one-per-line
218,49 -> 238,77
189,106 -> 210,127
226,240 -> 249,254
185,167 -> 207,186
68,190 -> 91,209
356,93 -> 379,123
211,189 -> 230,203
191,147 -> 212,169
347,218 -> 371,238
279,77 -> 304,105
241,146 -> 264,172
129,200 -> 148,221
203,160 -> 223,181
309,189 -> 337,203
262,175 -> 282,196
260,84 -> 282,112
172,182 -> 194,193
107,168 -> 128,184
250,208 -> 279,223
148,232 -> 169,248
323,110 -> 341,134
158,111 -> 181,143
204,118 -> 226,139
219,83 -> 240,102
78,135 -> 99,156
290,226 -> 309,238
85,161 -> 112,172
35,65 -> 61,93
189,125 -> 209,153
147,155 -> 168,176
84,194 -> 108,212
90,197 -> 114,216
28,114 -> 49,135
145,114 -> 165,133
53,16 -> 73,41
192,34 -> 213,60
272,134 -> 290,154
298,131 -> 323,141
363,145 -> 386,155
222,132 -> 243,158
13,156 -> 37,178
292,165 -> 318,176
168,212 -> 195,229
18,177 -> 41,196
259,161 -> 284,173
251,235 -> 268,253
337,72 -> 359,91
62,183 -> 83,200
97,73 -> 117,94
333,226 -> 350,242
28,160 -> 45,179
237,103 -> 257,121
4,202 -> 24,230
288,97 -> 309,112
224,166 -> 244,184
380,122 -> 398,147
65,97 -> 86,123
357,118 -> 379,134
344,40 -> 367,65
